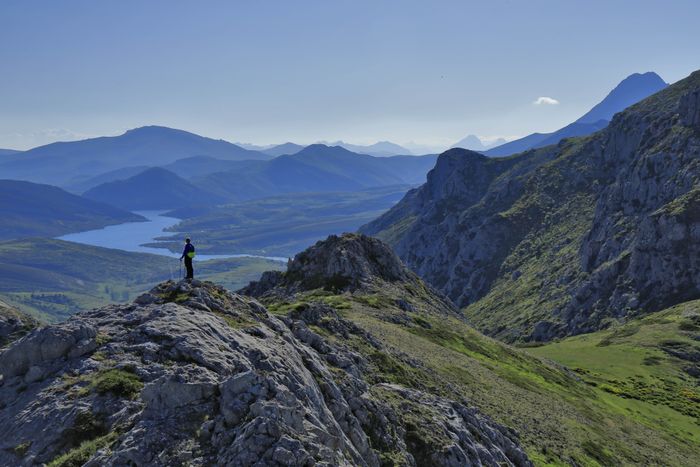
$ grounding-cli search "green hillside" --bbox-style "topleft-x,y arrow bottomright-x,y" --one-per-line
0,179 -> 144,240
0,238 -> 284,321
528,300 -> 700,439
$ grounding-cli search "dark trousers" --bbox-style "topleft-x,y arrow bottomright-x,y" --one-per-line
184,256 -> 194,279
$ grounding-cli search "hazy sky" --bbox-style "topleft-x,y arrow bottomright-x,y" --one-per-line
1,0 -> 699,150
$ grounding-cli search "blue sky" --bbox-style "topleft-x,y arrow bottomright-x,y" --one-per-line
1,0 -> 699,150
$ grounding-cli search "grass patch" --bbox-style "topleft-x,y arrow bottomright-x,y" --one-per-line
581,439 -> 617,466
47,431 -> 119,467
13,441 -> 31,457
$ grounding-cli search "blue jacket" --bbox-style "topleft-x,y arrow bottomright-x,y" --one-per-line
180,243 -> 195,260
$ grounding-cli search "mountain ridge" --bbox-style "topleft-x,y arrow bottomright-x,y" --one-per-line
361,68 -> 700,342
0,126 -> 271,186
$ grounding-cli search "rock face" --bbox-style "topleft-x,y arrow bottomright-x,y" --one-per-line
362,69 -> 700,342
0,272 -> 530,464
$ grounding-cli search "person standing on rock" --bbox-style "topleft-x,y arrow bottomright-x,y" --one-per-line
180,237 -> 196,280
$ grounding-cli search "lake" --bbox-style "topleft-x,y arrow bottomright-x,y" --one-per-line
58,211 -> 287,262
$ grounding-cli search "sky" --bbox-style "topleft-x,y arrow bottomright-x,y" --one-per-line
1,0 -> 699,151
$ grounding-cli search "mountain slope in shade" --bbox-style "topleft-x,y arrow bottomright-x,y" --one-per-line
162,156 -> 265,180
362,69 -> 700,342
64,165 -> 151,194
485,72 -> 668,156
0,126 -> 270,186
0,149 -> 21,156
83,167 -> 225,210
0,179 -> 145,240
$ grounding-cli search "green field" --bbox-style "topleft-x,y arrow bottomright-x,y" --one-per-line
0,238 -> 284,321
527,300 -> 700,451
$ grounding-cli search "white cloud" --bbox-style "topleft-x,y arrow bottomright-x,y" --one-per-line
533,96 -> 560,105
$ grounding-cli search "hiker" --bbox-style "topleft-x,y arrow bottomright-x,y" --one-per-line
180,237 -> 195,280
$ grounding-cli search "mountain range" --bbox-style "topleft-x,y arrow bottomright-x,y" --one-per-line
74,144 -> 438,209
0,126 -> 272,186
362,69 -> 700,342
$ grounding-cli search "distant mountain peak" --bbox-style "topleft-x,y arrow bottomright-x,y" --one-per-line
485,71 -> 668,156
575,71 -> 668,124
451,134 -> 508,152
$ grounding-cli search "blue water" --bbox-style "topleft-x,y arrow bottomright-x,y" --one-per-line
57,211 -> 287,262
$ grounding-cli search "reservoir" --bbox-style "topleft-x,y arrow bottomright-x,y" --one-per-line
58,211 -> 287,262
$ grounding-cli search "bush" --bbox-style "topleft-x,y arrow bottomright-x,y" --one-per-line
92,369 -> 143,399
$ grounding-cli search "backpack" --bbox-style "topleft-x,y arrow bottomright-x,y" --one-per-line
187,245 -> 196,259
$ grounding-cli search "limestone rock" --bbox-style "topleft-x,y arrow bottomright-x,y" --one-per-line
0,280 -> 531,466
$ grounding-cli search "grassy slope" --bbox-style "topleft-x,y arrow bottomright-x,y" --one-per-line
0,238 -> 284,321
528,300 -> 700,447
260,283 -> 700,466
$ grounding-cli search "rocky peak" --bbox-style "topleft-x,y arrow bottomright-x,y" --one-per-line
242,233 -> 419,297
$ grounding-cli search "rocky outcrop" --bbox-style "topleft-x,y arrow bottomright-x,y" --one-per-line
0,277 -> 530,466
244,233 -> 424,295
362,69 -> 700,342
0,300 -> 39,348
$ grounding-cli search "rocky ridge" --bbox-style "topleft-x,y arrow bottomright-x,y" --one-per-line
362,69 -> 700,342
0,235 -> 530,466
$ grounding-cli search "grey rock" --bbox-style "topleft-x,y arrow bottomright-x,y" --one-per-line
0,279 -> 531,466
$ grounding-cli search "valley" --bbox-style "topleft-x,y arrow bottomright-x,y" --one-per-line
1,45 -> 698,465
